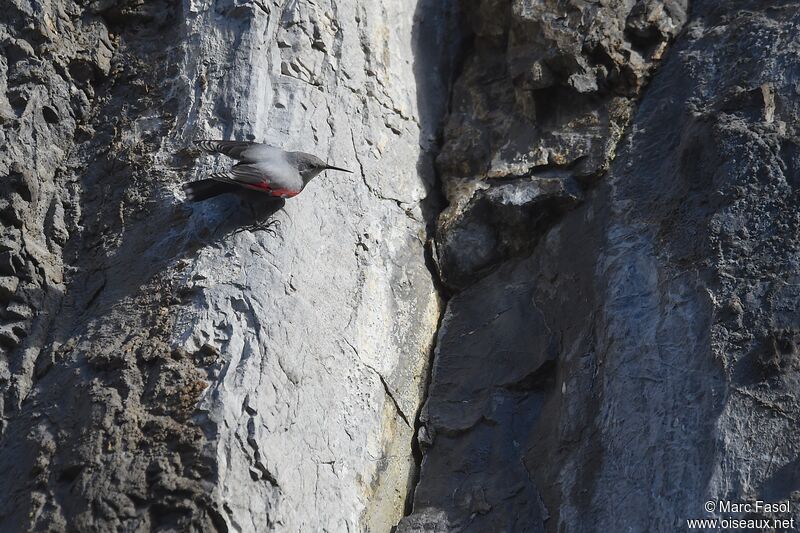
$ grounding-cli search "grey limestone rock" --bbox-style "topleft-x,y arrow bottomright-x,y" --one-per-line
435,0 -> 688,289
0,0 -> 458,531
402,1 -> 800,532
3,0 -> 800,532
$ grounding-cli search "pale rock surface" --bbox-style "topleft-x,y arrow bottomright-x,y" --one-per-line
0,0 -> 457,531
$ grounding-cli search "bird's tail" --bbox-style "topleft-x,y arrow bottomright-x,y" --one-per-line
182,179 -> 239,202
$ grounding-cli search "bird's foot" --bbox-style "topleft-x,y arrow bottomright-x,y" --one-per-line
234,219 -> 282,237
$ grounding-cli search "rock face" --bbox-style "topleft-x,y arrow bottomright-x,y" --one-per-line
401,1 -> 800,532
0,0 -> 458,531
3,0 -> 800,531
0,0 -> 113,432
434,0 -> 686,290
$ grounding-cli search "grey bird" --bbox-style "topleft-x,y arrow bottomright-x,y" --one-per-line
183,140 -> 352,202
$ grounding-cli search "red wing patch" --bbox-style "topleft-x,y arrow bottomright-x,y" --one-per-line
269,188 -> 299,198
240,182 -> 299,198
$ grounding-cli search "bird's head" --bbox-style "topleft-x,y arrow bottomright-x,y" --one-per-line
292,152 -> 352,183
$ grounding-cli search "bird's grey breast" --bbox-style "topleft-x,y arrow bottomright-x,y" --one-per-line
246,148 -> 302,190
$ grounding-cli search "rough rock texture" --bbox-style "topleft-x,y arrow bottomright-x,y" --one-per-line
435,0 -> 687,289
0,0 -> 458,531
0,0 -> 113,431
5,0 -> 800,531
401,1 -> 800,532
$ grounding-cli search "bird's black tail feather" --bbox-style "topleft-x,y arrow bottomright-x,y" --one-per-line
182,179 -> 239,202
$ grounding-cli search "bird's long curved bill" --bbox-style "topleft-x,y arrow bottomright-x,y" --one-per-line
326,165 -> 352,173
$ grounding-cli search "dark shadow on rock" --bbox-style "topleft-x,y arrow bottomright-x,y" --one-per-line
0,174 -> 286,526
63,165 -> 287,326
402,0 -> 466,523
167,190 -> 287,260
758,457 -> 800,503
0,2 -> 241,528
411,0 -> 466,293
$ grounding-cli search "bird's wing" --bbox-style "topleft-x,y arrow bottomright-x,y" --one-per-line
209,161 -> 302,191
195,140 -> 282,162
230,164 -> 267,184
